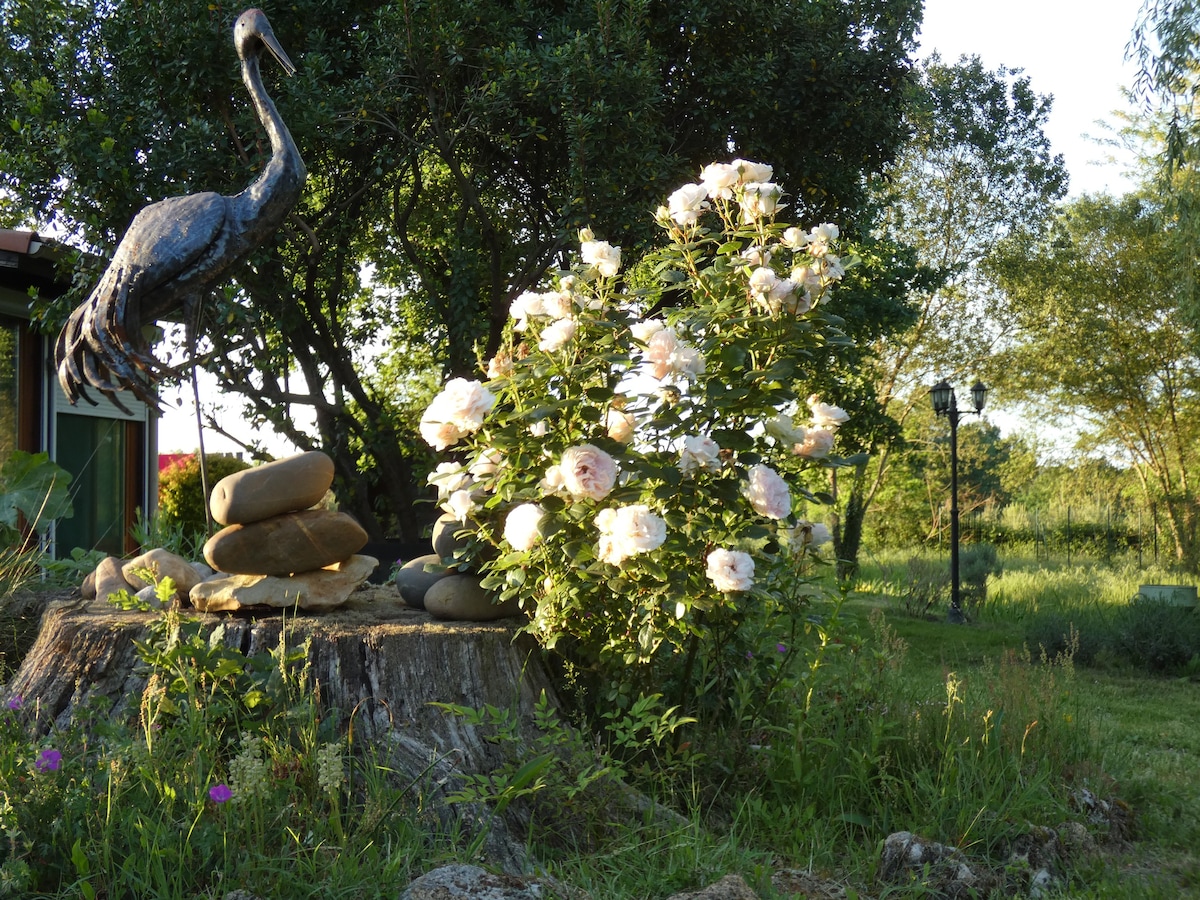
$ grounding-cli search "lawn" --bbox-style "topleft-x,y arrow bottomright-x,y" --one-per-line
2,551 -> 1199,898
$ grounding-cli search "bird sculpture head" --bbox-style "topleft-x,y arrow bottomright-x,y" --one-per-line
233,8 -> 297,74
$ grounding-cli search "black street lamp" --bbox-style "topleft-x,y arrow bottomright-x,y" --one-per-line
929,378 -> 988,623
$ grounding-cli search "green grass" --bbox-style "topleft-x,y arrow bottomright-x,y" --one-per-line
4,551 -> 1200,897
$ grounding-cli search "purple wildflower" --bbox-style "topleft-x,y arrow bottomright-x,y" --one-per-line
5,695 -> 22,711
209,783 -> 233,804
34,748 -> 62,773
776,642 -> 787,654
745,650 -> 753,660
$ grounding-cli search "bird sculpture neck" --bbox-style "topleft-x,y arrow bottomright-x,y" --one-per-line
233,49 -> 306,247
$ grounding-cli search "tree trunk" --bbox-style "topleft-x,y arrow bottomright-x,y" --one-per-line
5,591 -> 568,872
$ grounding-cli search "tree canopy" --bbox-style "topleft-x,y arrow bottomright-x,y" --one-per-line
1,0 -> 923,540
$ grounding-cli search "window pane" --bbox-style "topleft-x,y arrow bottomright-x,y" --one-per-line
56,414 -> 128,557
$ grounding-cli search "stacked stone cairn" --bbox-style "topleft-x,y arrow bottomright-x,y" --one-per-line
394,512 -> 521,621
82,451 -> 376,613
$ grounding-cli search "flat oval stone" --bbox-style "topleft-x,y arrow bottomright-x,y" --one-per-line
423,574 -> 522,621
203,509 -> 368,576
92,555 -> 136,603
432,513 -> 471,560
190,554 -> 378,612
209,451 -> 335,526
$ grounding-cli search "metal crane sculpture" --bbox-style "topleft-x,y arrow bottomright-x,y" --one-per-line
55,8 -> 306,414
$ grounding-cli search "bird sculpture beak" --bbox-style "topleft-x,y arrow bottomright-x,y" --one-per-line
261,26 -> 297,77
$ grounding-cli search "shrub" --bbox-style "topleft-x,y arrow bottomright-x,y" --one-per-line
960,541 -> 1002,608
157,453 -> 250,549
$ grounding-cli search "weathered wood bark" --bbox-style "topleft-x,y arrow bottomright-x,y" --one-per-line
4,590 -> 566,872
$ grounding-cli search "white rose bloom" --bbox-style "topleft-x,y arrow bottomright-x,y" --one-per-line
530,419 -> 550,438
667,183 -> 710,225
765,415 -> 806,447
744,464 -> 792,520
486,352 -> 513,379
733,158 -> 773,184
679,435 -> 721,475
671,343 -> 706,380
540,464 -> 565,494
807,394 -> 850,428
581,239 -> 621,277
427,462 -> 470,499
705,548 -> 755,593
740,182 -> 782,223
630,319 -> 666,343
539,317 -> 577,352
781,226 -> 809,250
543,290 -> 574,320
504,503 -> 545,552
596,504 -> 667,567
748,266 -> 780,299
468,448 -> 503,478
699,162 -> 739,199
444,489 -> 475,523
741,244 -> 772,267
510,290 -> 546,330
810,523 -> 832,546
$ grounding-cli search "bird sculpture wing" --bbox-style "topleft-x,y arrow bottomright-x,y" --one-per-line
56,191 -> 229,412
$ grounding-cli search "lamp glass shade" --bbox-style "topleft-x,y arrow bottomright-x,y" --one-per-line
971,380 -> 988,412
929,380 -> 953,414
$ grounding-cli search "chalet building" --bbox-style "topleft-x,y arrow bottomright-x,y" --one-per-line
0,228 -> 157,557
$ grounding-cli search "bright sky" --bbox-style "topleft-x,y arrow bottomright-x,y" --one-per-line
918,0 -> 1147,197
157,1 -> 1152,455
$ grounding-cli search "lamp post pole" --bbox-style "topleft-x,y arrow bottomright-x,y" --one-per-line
929,379 -> 987,624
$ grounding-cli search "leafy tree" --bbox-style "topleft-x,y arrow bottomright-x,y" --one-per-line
988,191 -> 1200,568
828,54 -> 1067,575
0,0 -> 922,541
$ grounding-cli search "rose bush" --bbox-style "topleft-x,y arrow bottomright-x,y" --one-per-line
419,159 -> 851,701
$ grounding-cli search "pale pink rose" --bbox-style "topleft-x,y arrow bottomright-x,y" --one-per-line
538,317 -> 577,352
581,239 -> 621,277
745,464 -> 791,519
705,548 -> 755,592
795,427 -> 834,459
810,523 -> 832,546
646,327 -> 680,379
668,183 -> 710,225
596,504 -> 667,566
789,520 -> 832,552
486,351 -> 513,379
419,418 -> 463,452
504,503 -> 545,551
540,464 -> 565,494
699,162 -> 739,199
733,159 -> 773,184
631,319 -> 665,344
420,378 -> 495,449
748,266 -> 780,299
679,435 -> 721,476
807,395 -> 850,429
543,290 -> 574,320
606,408 -> 636,444
559,444 -> 618,501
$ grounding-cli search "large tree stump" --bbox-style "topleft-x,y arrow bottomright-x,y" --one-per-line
3,586 -> 566,872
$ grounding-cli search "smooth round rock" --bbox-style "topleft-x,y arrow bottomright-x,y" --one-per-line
394,554 -> 453,610
423,574 -> 522,621
93,555 -> 136,603
203,509 -> 368,576
432,513 -> 471,560
209,451 -> 335,526
122,547 -> 202,598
